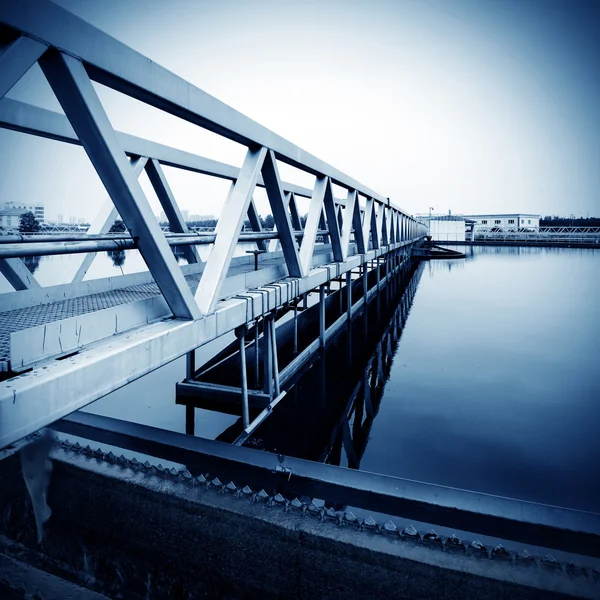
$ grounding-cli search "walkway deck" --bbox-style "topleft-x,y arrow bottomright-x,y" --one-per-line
0,249 -> 333,370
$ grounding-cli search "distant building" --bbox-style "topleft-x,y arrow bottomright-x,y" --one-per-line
463,213 -> 540,229
1,201 -> 45,223
428,215 -> 474,242
0,208 -> 25,229
189,213 -> 216,223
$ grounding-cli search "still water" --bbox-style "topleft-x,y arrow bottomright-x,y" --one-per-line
249,246 -> 600,513
358,246 -> 600,513
9,246 -> 599,512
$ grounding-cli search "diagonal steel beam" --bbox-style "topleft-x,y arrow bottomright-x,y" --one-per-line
362,198 -> 374,252
67,156 -> 148,283
0,257 -> 41,290
261,150 -> 302,278
288,193 -> 302,232
195,147 -> 267,315
246,197 -> 266,252
352,194 -> 366,255
0,36 -> 47,100
39,51 -> 200,319
299,176 -> 327,275
145,158 -> 199,264
340,190 -> 357,261
323,178 -> 343,262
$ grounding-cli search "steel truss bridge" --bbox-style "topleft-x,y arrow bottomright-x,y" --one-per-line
0,0 -> 599,581
0,0 -> 426,449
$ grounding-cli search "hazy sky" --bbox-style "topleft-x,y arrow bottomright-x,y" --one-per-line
1,0 -> 598,221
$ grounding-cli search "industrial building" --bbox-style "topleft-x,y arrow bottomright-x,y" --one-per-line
463,213 -> 540,229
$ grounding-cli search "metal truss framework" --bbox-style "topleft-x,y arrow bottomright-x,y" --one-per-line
0,0 -> 426,449
473,227 -> 600,243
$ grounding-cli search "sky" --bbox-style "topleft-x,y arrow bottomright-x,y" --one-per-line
0,0 -> 599,222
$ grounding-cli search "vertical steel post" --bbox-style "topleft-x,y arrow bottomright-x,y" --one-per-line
262,314 -> 274,399
270,317 -> 281,397
346,270 -> 352,320
363,263 -> 368,306
238,328 -> 249,429
293,303 -> 298,355
185,349 -> 196,435
254,320 -> 260,389
319,284 -> 326,348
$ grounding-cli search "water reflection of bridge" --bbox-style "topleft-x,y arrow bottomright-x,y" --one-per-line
246,261 -> 423,469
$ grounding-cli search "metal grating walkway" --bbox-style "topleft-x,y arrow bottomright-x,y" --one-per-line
0,249 -> 301,366
0,276 -> 204,365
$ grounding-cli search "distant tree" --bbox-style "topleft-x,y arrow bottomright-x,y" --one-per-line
261,214 -> 275,229
18,211 -> 41,233
540,215 -> 600,227
188,218 -> 217,229
109,219 -> 127,233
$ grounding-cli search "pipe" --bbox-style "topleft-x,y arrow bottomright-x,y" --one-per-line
0,230 -> 330,259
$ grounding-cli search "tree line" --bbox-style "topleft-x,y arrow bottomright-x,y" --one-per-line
540,216 -> 600,227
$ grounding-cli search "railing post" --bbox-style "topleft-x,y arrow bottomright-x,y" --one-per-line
254,320 -> 260,389
293,303 -> 298,355
262,314 -> 273,399
270,316 -> 281,397
236,325 -> 249,429
346,270 -> 352,320
319,284 -> 326,348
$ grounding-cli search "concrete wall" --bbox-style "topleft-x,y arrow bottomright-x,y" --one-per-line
0,447 -> 595,600
430,220 -> 466,242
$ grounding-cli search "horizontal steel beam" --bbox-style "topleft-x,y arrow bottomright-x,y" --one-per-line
176,381 -> 269,405
51,411 -> 600,558
176,381 -> 269,418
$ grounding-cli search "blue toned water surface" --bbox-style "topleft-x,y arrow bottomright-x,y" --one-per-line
357,246 -> 600,512
72,245 -> 600,513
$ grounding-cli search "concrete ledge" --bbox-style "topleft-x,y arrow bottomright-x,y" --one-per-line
0,447 -> 597,599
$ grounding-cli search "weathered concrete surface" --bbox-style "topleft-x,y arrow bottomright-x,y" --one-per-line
0,446 -> 597,599
0,542 -> 110,600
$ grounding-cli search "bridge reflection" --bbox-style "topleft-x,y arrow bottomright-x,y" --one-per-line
243,261 -> 423,468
